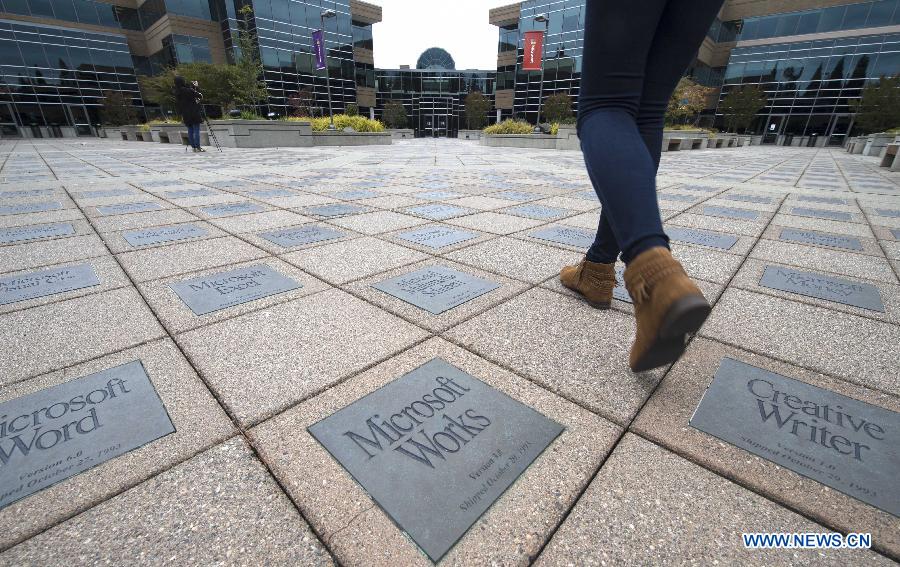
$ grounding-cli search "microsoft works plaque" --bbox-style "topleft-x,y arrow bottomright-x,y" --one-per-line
0,361 -> 175,510
308,358 -> 564,561
690,358 -> 898,516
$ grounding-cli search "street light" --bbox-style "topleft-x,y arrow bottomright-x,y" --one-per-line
320,9 -> 337,130
533,13 -> 549,133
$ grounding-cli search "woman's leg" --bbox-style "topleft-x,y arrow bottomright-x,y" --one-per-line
577,0 -> 671,264
189,124 -> 200,148
637,1 -> 726,170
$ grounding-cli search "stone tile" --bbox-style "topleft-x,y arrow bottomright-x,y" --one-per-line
445,237 -> 582,284
116,236 -> 267,282
139,258 -> 331,334
750,239 -> 897,284
0,255 -> 130,315
0,218 -> 94,247
446,288 -> 667,425
0,234 -> 109,274
632,338 -> 900,557
669,243 -> 745,284
668,212 -> 766,237
0,438 -> 332,565
327,210 -> 427,235
447,211 -> 545,235
382,223 -> 492,255
535,434 -> 891,566
249,338 -> 621,566
701,288 -> 900,395
770,213 -> 875,238
177,288 -> 428,426
207,210 -> 311,234
444,195 -> 517,210
733,258 -> 900,324
282,236 -> 430,284
103,220 -> 227,253
0,339 -> 235,549
89,208 -> 198,233
761,224 -> 884,257
0,287 -> 165,385
0,208 -> 84,229
346,259 -> 529,332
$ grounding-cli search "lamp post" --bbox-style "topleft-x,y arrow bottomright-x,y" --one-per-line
320,9 -> 336,130
533,13 -> 549,133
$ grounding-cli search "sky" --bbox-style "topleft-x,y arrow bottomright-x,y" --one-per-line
371,0 -> 514,71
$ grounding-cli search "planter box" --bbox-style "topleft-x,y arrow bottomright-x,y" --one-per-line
388,129 -> 415,140
481,134 -> 558,149
863,133 -> 896,157
662,130 -> 708,151
149,124 -> 187,143
135,130 -> 153,142
556,125 -> 579,150
458,129 -> 482,140
207,119 -> 314,148
312,131 -> 392,146
116,125 -> 139,141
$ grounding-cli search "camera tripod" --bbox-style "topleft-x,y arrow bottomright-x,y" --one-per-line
199,105 -> 222,152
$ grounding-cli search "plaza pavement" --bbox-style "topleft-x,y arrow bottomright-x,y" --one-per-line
0,136 -> 897,565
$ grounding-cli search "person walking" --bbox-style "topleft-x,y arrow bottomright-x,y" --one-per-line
174,76 -> 204,152
560,1 -> 724,372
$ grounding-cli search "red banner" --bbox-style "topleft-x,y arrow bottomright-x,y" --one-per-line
522,31 -> 544,71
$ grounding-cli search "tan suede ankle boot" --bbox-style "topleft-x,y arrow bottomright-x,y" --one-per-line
624,247 -> 711,372
560,258 -> 616,309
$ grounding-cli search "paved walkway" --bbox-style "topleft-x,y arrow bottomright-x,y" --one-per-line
0,138 -> 897,565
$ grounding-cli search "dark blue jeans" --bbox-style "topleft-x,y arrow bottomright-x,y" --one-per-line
578,0 -> 724,264
187,123 -> 201,149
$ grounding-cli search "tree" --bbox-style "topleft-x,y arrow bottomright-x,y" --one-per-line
138,70 -> 176,115
850,75 -> 900,134
345,102 -> 359,117
718,85 -> 768,133
667,77 -> 716,125
99,90 -> 138,125
543,92 -> 573,124
383,100 -> 407,129
232,6 -> 267,110
177,62 -> 238,113
288,88 -> 314,117
464,91 -> 490,129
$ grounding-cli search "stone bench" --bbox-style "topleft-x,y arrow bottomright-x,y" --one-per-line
880,143 -> 899,171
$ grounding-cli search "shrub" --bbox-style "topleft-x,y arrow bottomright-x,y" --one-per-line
99,90 -> 139,126
382,100 -> 408,129
483,119 -> 533,135
239,109 -> 265,120
310,114 -> 385,132
464,91 -> 490,129
543,93 -> 573,124
345,103 -> 359,117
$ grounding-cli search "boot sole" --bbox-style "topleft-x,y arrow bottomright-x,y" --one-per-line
561,281 -> 611,310
631,294 -> 711,372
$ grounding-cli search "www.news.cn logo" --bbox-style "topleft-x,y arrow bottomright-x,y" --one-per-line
743,532 -> 872,549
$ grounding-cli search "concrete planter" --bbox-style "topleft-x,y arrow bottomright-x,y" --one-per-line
481,134 -> 558,149
662,130 -> 709,151
388,129 -> 415,140
312,131 -> 392,146
149,124 -> 187,143
116,125 -> 139,141
207,120 -> 313,148
458,129 -> 482,140
135,129 -> 153,142
863,133 -> 896,157
556,125 -> 580,150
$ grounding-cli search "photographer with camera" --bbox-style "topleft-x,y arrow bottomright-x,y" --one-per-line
174,76 -> 204,152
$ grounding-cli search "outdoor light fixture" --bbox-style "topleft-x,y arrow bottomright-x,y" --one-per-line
533,13 -> 550,133
321,9 -> 337,130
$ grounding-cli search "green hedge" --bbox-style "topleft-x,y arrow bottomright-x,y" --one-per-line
483,119 -> 533,135
310,114 -> 385,132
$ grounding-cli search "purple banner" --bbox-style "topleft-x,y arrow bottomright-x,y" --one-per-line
313,29 -> 326,70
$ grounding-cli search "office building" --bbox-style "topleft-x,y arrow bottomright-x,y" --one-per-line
0,0 -> 380,137
491,0 -> 900,144
374,47 -> 496,137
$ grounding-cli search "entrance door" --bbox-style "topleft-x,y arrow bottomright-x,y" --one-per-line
65,105 -> 93,136
827,115 -> 852,146
762,115 -> 783,144
0,103 -> 20,137
432,114 -> 447,137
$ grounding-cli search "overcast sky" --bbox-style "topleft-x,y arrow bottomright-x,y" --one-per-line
371,0 -> 514,70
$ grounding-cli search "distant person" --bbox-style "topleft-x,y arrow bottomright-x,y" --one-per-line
560,1 -> 723,371
174,75 -> 204,152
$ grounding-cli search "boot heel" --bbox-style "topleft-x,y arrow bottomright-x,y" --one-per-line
659,294 -> 711,338
586,299 -> 611,310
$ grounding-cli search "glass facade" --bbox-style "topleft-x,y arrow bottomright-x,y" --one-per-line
0,0 -> 218,32
737,0 -> 900,42
375,68 -> 495,137
511,0 -> 585,123
219,0 -> 359,117
720,32 -> 900,143
0,18 -> 141,135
